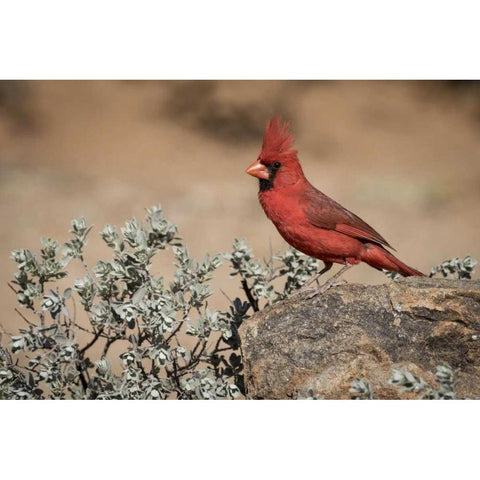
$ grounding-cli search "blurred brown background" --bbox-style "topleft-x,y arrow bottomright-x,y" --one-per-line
1,81 -> 480,334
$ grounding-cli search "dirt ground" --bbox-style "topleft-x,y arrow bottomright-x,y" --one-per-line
1,81 -> 480,337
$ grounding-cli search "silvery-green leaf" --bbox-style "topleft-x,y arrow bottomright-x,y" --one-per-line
132,285 -> 147,305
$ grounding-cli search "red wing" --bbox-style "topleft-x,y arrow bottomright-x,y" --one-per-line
301,185 -> 395,250
334,223 -> 394,249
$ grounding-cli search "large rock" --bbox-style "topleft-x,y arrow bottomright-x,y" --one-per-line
239,277 -> 480,399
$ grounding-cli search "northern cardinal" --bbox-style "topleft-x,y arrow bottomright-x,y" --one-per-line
246,118 -> 424,280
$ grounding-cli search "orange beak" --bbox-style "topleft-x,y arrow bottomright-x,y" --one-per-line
246,159 -> 269,180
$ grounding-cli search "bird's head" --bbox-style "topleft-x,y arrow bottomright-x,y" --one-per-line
246,117 -> 304,192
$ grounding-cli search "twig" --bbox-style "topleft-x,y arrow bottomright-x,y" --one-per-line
137,360 -> 148,380
266,266 -> 282,283
14,308 -> 35,327
36,307 -> 45,327
180,337 -> 208,375
172,356 -> 181,390
212,332 -> 224,354
213,346 -> 231,354
263,236 -> 275,273
165,322 -> 183,344
79,327 -> 104,355
75,322 -> 105,337
190,337 -> 203,359
79,254 -> 93,279
267,273 -> 283,283
220,289 -> 234,305
241,279 -> 259,312
102,336 -> 118,359
78,368 -> 88,392
71,296 -> 77,326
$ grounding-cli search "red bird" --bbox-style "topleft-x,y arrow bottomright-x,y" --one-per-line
246,118 -> 424,281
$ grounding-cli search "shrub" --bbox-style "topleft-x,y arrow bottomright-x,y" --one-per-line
1,206 -> 322,399
429,256 -> 478,279
349,364 -> 459,400
1,206 -> 477,399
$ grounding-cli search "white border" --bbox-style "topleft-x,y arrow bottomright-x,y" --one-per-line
1,401 -> 478,479
1,1 -> 480,79
1,2 -> 478,478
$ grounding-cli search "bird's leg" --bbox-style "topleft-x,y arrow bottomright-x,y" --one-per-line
305,262 -> 333,288
303,263 -> 353,299
318,264 -> 352,292
294,262 -> 333,297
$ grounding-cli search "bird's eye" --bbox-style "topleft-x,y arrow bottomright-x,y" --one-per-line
272,161 -> 281,169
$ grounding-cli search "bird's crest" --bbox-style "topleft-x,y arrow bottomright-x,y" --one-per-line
260,117 -> 297,161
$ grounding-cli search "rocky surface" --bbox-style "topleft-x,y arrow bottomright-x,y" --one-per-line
239,277 -> 480,399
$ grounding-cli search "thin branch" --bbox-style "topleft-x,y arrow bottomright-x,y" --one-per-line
9,283 -> 47,326
135,318 -> 144,347
79,254 -> 93,279
71,296 -> 77,326
190,337 -> 203,359
213,346 -> 231,354
102,336 -> 118,359
136,360 -> 148,380
36,307 -> 45,327
14,307 -> 36,327
178,337 -> 208,376
74,322 -> 95,336
79,327 -> 104,355
165,321 -> 183,344
263,236 -> 275,273
172,356 -> 181,390
241,279 -> 259,312
220,288 -> 234,305
212,332 -> 224,354
77,368 -> 88,392
267,273 -> 283,283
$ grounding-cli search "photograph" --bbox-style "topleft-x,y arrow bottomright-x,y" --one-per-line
1,80 -> 479,400
2,3 -> 479,479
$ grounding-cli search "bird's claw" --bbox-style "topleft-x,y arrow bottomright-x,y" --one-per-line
294,278 -> 348,300
317,278 -> 348,294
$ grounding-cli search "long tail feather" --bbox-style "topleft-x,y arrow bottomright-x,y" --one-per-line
362,244 -> 424,277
